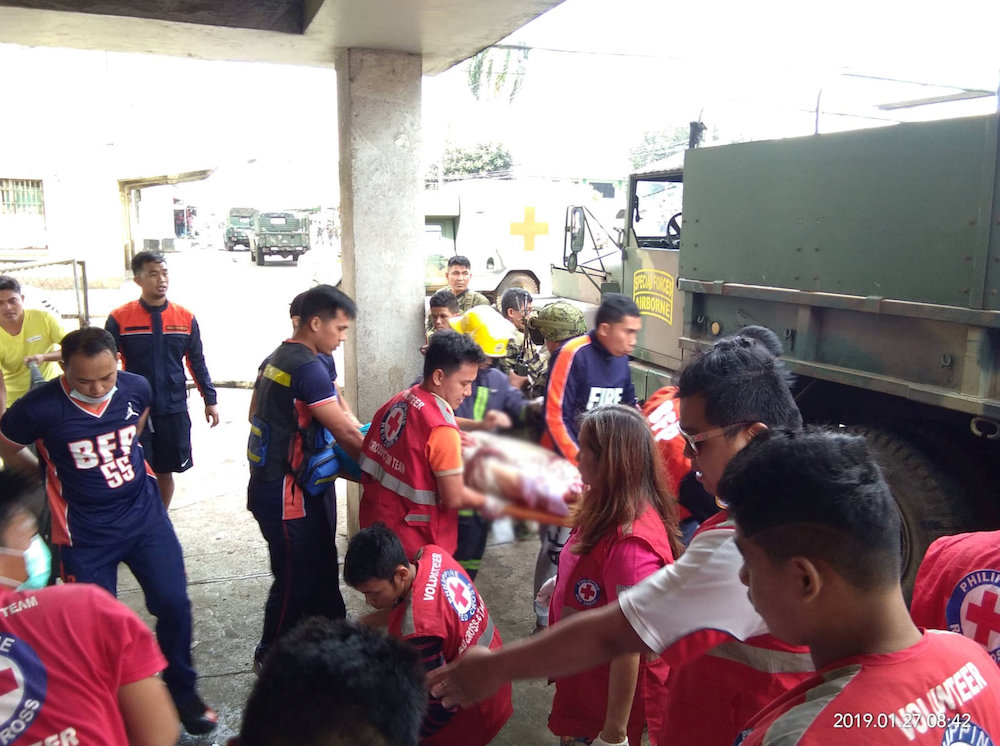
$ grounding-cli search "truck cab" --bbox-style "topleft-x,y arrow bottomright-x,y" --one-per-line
254,211 -> 311,265
560,115 -> 1000,593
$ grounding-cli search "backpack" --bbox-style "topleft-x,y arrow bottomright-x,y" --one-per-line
295,422 -> 368,496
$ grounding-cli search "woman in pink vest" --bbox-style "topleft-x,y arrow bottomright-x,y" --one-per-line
546,404 -> 682,746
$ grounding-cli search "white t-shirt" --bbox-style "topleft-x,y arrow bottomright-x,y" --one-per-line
618,515 -> 769,656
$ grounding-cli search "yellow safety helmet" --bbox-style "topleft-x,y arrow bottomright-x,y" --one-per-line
449,305 -> 516,358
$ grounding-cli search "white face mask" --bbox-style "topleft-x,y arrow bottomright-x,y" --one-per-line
69,386 -> 117,405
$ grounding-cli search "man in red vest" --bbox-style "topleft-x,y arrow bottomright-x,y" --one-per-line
359,330 -> 491,558
345,523 -> 512,745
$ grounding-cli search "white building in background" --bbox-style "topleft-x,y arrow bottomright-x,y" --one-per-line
0,43 -> 339,280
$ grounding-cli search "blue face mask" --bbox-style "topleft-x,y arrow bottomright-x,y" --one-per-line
0,536 -> 51,591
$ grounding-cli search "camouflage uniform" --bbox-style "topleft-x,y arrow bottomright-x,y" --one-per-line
525,301 -> 587,346
425,289 -> 490,333
456,289 -> 490,313
497,329 -> 549,399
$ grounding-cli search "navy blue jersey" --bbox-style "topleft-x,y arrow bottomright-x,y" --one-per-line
0,372 -> 163,547
543,331 -> 636,464
248,344 -> 339,521
106,299 -> 217,416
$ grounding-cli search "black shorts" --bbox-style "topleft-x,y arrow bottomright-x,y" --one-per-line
139,411 -> 193,474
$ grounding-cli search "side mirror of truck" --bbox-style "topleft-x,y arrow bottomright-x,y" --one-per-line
569,207 -> 586,252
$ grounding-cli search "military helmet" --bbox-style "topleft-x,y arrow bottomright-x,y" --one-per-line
526,301 -> 587,343
449,305 -> 516,358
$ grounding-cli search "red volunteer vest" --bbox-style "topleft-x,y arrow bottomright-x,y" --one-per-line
658,509 -> 815,746
359,386 -> 460,558
389,545 -> 513,746
549,506 -> 674,744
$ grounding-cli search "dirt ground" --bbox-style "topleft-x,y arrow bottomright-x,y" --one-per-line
118,386 -> 557,745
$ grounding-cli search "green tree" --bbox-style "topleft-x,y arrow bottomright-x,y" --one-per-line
629,126 -> 690,171
467,45 -> 530,104
441,142 -> 513,178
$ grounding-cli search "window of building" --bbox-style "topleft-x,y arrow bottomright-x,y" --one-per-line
0,179 -> 45,215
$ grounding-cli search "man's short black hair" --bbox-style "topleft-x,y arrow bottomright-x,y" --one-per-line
422,329 -> 486,381
500,288 -> 532,316
595,293 -> 640,328
678,335 -> 802,431
300,284 -> 357,323
344,523 -> 409,587
239,617 -> 426,746
289,291 -> 308,319
720,427 -> 901,590
131,251 -> 166,275
428,289 -> 459,314
0,276 -> 21,294
60,327 -> 117,363
446,255 -> 471,270
736,325 -> 783,358
0,471 -> 39,545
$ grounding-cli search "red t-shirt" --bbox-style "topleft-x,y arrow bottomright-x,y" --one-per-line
641,386 -> 691,495
910,530 -> 1000,667
736,630 -> 1000,745
0,584 -> 166,745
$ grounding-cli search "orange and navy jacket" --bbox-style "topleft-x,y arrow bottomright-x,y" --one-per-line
542,331 -> 636,465
106,298 -> 217,416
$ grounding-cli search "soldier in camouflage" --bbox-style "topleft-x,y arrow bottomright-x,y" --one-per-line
496,288 -> 548,398
524,301 -> 588,396
446,256 -> 490,313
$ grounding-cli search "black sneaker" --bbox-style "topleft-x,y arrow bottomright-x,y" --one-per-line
176,695 -> 219,735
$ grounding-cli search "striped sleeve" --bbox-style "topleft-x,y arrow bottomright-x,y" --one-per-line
409,635 -> 455,738
544,336 -> 590,465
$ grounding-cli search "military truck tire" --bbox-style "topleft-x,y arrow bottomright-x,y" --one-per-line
496,272 -> 540,297
847,426 -> 970,601
255,247 -> 266,266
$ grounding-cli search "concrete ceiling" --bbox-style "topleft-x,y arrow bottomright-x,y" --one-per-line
0,0 -> 564,74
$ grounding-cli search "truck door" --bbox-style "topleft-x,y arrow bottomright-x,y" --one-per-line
624,170 -> 685,376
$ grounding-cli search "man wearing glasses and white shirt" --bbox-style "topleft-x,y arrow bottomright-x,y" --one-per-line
430,334 -> 814,746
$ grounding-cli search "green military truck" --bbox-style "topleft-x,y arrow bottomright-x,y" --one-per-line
224,207 -> 258,251
561,113 -> 1000,591
253,211 -> 310,265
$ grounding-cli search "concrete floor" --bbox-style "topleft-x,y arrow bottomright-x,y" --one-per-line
118,387 -> 556,745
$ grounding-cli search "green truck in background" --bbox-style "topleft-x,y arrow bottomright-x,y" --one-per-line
224,207 -> 258,251
561,113 -> 1000,591
253,211 -> 310,265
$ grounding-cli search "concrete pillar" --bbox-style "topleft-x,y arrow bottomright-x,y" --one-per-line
336,48 -> 424,534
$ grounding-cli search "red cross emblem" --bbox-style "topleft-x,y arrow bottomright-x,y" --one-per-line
0,667 -> 17,698
441,569 -> 477,621
574,579 -> 601,607
965,589 -> 1000,647
449,579 -> 468,607
380,402 -> 407,448
386,409 -> 404,438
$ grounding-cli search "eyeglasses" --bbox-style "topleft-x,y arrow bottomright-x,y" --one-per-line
679,422 -> 751,455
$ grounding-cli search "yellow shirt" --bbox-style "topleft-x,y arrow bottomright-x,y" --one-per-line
0,309 -> 65,405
